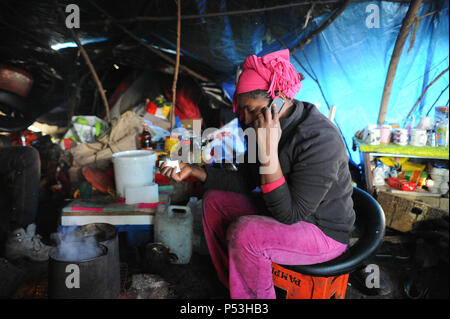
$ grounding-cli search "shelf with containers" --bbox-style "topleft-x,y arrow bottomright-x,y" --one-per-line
354,137 -> 449,195
354,106 -> 449,196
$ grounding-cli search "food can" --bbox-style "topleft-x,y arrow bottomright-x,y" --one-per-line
436,121 -> 449,146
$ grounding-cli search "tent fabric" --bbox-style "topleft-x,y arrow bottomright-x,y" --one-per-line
1,1 -> 448,165
220,1 -> 449,164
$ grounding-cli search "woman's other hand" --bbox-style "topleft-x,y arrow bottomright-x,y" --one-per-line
159,161 -> 193,183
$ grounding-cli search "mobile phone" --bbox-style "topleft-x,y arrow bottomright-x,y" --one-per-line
268,96 -> 285,114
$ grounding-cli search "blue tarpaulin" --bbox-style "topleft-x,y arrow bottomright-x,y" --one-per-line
219,1 -> 449,164
110,1 -> 448,164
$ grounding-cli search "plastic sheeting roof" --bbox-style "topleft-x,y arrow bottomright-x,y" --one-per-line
221,1 -> 450,163
1,0 -> 448,164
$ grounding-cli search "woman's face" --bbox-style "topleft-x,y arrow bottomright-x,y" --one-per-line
237,95 -> 271,126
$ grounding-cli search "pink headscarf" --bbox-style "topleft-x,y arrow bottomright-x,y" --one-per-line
233,49 -> 302,112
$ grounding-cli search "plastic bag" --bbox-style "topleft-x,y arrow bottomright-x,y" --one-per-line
373,165 -> 386,186
399,161 -> 426,183
143,119 -> 170,143
62,116 -> 108,144
379,157 -> 409,170
202,118 -> 246,165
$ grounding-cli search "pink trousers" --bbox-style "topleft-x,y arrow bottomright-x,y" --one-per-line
202,190 -> 348,299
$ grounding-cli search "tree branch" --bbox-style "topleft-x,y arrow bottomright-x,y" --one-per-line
291,0 -> 352,54
407,67 -> 449,119
171,0 -> 182,128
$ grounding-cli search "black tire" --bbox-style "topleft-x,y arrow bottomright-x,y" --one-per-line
0,89 -> 28,113
0,89 -> 35,132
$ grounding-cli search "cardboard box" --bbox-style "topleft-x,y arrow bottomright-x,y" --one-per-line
377,190 -> 449,232
180,118 -> 202,138
143,113 -> 171,131
143,114 -> 203,138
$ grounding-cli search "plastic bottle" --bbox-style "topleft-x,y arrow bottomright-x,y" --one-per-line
181,129 -> 202,164
191,136 -> 202,164
178,138 -> 192,163
402,115 -> 415,137
165,134 -> 179,155
139,124 -> 153,150
154,204 -> 193,264
436,118 -> 449,147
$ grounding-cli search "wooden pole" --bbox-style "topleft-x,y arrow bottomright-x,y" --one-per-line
171,0 -> 182,129
57,7 -> 111,124
377,0 -> 423,125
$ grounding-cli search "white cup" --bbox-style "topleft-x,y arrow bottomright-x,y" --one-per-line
393,129 -> 409,146
410,129 -> 427,147
365,127 -> 381,145
363,124 -> 377,140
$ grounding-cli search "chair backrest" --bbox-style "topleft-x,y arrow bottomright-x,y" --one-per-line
285,187 -> 386,277
349,187 -> 386,262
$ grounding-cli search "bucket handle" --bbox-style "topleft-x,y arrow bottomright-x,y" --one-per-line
168,205 -> 191,217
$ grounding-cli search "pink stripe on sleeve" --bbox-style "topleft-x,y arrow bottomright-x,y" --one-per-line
261,176 -> 286,194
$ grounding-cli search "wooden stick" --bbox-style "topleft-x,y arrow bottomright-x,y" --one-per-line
291,0 -> 352,54
171,0 -> 182,128
328,105 -> 336,122
88,1 -> 209,83
377,0 -> 424,125
416,9 -> 440,20
406,67 -> 449,119
57,7 -> 111,124
302,3 -> 315,29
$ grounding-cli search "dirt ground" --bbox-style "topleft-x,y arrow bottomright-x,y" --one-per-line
0,187 -> 448,299
0,232 -> 448,299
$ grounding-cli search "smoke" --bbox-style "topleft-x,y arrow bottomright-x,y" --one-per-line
51,228 -> 103,262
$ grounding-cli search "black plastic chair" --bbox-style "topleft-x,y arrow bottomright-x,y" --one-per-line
272,187 -> 386,298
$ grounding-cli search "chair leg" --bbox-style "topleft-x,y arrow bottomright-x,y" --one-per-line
287,276 -> 315,299
311,276 -> 332,299
272,263 -> 349,299
333,274 -> 349,299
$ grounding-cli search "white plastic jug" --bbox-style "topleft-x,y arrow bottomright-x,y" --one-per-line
154,204 -> 193,264
112,150 -> 157,198
187,197 -> 208,255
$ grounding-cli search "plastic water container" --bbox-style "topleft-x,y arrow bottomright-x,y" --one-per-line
112,150 -> 157,198
154,204 -> 193,264
187,197 -> 209,255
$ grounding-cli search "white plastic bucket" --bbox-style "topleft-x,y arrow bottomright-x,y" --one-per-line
112,150 -> 157,198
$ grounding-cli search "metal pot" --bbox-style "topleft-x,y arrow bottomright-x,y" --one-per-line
73,223 -> 121,298
48,244 -> 109,299
143,242 -> 177,274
